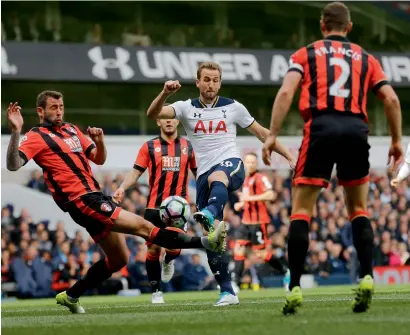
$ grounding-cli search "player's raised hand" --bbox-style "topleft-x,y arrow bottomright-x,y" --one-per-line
163,80 -> 181,95
87,127 -> 104,143
113,187 -> 125,203
262,134 -> 277,166
387,142 -> 403,172
7,102 -> 23,132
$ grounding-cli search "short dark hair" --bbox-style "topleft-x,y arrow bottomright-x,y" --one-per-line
245,152 -> 258,159
36,91 -> 63,109
197,62 -> 222,80
322,2 -> 351,32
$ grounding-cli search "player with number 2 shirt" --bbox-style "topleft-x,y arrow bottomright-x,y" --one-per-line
146,62 -> 296,306
262,2 -> 403,315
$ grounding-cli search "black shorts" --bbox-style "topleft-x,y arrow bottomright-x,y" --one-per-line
67,192 -> 122,243
294,112 -> 370,188
235,223 -> 269,250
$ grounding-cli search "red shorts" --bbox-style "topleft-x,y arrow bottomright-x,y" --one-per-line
67,192 -> 122,243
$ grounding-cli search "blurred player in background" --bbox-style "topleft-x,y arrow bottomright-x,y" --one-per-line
114,118 -> 197,304
6,92 -> 225,314
233,152 -> 290,291
262,1 -> 403,315
146,62 -> 296,306
391,142 -> 410,188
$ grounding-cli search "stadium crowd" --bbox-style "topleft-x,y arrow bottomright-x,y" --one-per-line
2,2 -> 409,51
2,168 -> 409,298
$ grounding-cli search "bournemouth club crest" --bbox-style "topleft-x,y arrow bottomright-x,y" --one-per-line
100,203 -> 112,212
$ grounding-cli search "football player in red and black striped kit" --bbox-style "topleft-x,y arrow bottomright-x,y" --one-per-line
233,152 -> 290,290
114,118 -> 197,304
262,2 -> 403,315
6,91 -> 225,314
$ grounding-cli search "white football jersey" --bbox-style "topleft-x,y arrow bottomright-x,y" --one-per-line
406,142 -> 410,164
170,96 -> 255,177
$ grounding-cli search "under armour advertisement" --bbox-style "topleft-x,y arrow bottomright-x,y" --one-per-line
2,42 -> 410,87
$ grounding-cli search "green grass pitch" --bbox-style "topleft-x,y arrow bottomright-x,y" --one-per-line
2,285 -> 410,335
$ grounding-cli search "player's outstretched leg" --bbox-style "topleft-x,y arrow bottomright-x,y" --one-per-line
194,163 -> 244,305
193,180 -> 228,233
344,183 -> 375,313
57,232 -> 129,314
112,210 -> 227,253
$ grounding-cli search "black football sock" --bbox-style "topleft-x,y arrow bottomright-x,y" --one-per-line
146,256 -> 161,293
67,259 -> 113,299
164,249 -> 181,264
287,217 -> 310,290
351,214 -> 374,278
151,227 -> 207,250
266,254 -> 287,275
233,259 -> 245,285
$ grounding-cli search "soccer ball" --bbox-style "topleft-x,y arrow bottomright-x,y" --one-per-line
160,196 -> 190,230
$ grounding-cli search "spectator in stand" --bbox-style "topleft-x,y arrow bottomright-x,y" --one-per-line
27,170 -> 48,193
181,254 -> 213,291
122,25 -> 152,47
85,23 -> 103,44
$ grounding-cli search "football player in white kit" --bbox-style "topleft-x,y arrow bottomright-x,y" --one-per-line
147,62 -> 295,306
391,142 -> 410,188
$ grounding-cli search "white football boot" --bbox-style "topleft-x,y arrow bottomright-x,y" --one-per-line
152,291 -> 165,304
214,292 -> 240,307
161,260 -> 175,283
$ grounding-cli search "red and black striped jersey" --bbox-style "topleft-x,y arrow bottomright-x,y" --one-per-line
18,122 -> 100,210
288,35 -> 388,123
242,172 -> 272,224
134,136 -> 197,209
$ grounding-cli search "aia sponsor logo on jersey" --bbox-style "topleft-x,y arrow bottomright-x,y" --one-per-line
63,136 -> 82,153
162,156 -> 181,171
100,203 -> 112,212
194,120 -> 227,134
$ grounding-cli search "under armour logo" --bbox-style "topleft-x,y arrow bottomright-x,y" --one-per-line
214,271 -> 220,276
194,113 -> 201,118
88,46 -> 134,80
222,110 -> 227,118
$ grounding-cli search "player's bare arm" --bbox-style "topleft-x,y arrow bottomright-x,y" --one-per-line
262,71 -> 302,165
376,84 -> 404,171
247,119 -> 296,167
86,127 -> 107,165
114,169 -> 143,203
238,189 -> 275,202
147,80 -> 181,119
6,102 -> 26,171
